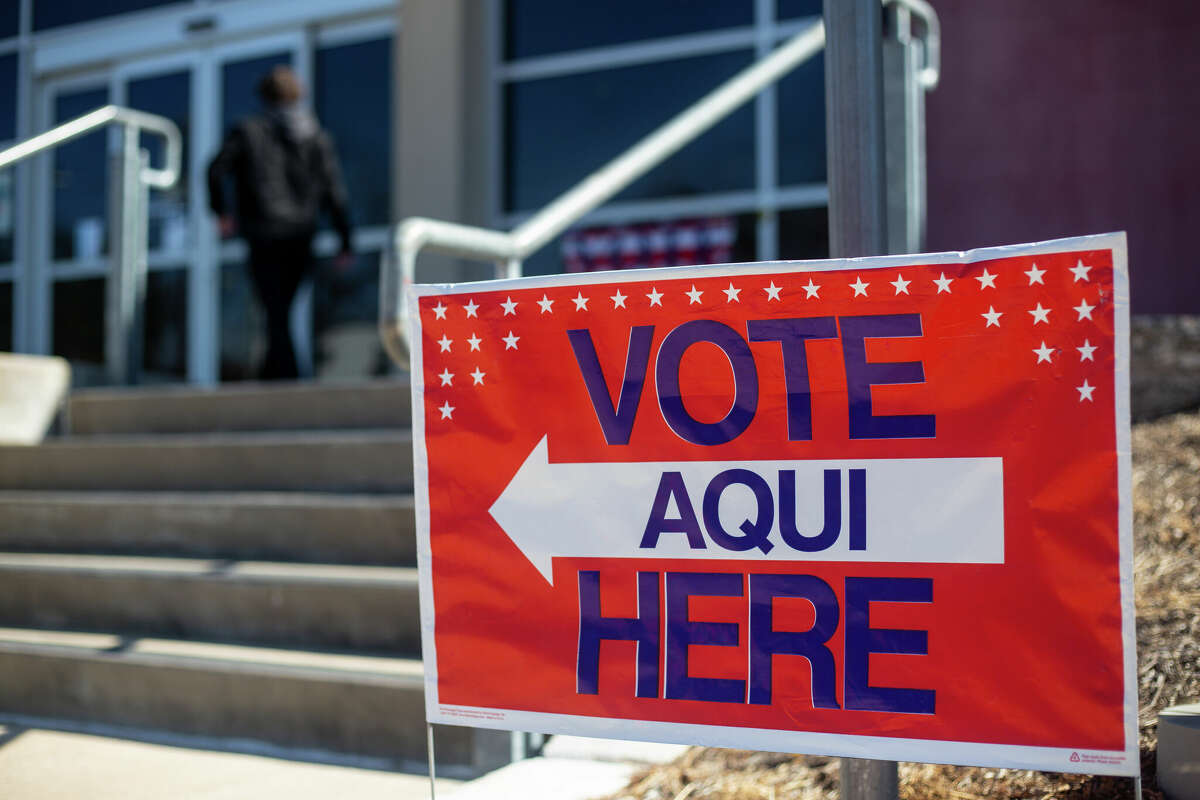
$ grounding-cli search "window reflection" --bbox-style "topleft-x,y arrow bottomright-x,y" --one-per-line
52,277 -> 105,378
128,70 -> 191,256
0,2 -> 16,39
315,37 -> 392,228
144,269 -> 187,381
0,54 -> 16,142
0,282 -> 11,352
53,86 -> 109,261
778,206 -> 829,260
0,167 -> 13,263
505,50 -> 755,212
34,0 -> 181,32
526,213 -> 757,276
777,53 -> 826,186
505,0 -> 751,60
777,0 -> 823,20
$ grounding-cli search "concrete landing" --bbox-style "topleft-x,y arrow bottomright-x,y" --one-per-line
0,722 -> 457,800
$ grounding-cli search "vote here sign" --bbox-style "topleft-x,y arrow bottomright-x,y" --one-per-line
407,232 -> 1136,776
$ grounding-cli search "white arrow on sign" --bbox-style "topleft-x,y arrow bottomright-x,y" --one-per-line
488,436 -> 1005,585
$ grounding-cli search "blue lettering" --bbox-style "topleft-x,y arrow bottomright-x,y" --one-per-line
577,570 -> 660,698
844,576 -> 935,714
567,326 -> 654,445
839,314 -> 936,440
748,574 -> 840,707
641,472 -> 706,550
665,572 -> 746,703
747,317 -> 838,441
656,320 -> 758,446
701,469 -> 774,554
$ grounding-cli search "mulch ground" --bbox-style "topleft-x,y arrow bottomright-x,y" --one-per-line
599,406 -> 1200,800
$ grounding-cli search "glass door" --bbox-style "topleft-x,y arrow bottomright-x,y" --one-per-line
38,72 -> 111,386
114,52 -> 198,384
34,24 -> 390,385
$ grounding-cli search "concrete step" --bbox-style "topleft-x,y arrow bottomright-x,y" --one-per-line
0,431 -> 413,493
0,554 -> 420,652
68,379 -> 412,436
0,627 -> 476,766
0,491 -> 415,565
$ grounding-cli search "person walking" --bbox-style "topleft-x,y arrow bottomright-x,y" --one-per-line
207,65 -> 353,380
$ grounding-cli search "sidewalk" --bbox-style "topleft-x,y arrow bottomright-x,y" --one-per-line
0,722 -> 458,799
0,720 -> 688,800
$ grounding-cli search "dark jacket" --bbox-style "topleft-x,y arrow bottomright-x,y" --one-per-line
207,111 -> 352,251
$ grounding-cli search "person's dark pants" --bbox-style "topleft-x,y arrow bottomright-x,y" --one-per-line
248,234 -> 313,380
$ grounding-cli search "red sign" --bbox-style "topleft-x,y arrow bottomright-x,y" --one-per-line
408,233 -> 1136,775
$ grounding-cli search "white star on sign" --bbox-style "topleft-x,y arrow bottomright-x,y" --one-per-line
610,289 -> 627,308
646,287 -> 663,307
438,368 -> 454,386
686,285 -> 703,304
1028,303 -> 1051,324
438,401 -> 454,420
432,302 -> 447,320
1033,341 -> 1054,363
891,274 -> 911,295
764,282 -> 782,301
437,335 -> 452,352
1077,380 -> 1095,402
501,297 -> 518,315
467,333 -> 481,352
802,279 -> 821,298
975,268 -> 997,289
1074,299 -> 1095,320
982,306 -> 1003,327
502,331 -> 519,350
572,292 -> 589,311
1078,340 -> 1097,361
1070,260 -> 1092,282
722,283 -> 741,302
933,273 -> 953,294
464,299 -> 479,318
470,367 -> 486,386
1025,264 -> 1046,285
849,277 -> 869,297
537,294 -> 554,314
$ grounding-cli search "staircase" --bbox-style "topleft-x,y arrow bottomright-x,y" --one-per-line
0,380 -> 506,772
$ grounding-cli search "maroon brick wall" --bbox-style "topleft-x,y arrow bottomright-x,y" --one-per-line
924,0 -> 1200,313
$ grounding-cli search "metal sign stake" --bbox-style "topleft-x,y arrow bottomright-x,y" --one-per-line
823,0 -> 895,796
426,722 -> 437,800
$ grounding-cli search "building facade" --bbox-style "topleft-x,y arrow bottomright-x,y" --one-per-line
0,0 -> 832,387
3,0 -> 1190,387
923,0 -> 1200,314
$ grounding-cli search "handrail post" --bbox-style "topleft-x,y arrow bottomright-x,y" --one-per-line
106,124 -> 149,385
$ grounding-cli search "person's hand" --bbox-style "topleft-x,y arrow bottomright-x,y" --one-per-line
217,215 -> 236,238
334,248 -> 355,272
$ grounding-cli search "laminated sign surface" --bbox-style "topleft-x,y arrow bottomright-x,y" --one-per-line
408,232 -> 1135,775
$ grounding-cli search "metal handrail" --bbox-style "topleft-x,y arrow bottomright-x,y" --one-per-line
889,0 -> 939,88
380,1 -> 940,368
0,105 -> 181,384
0,104 -> 182,188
